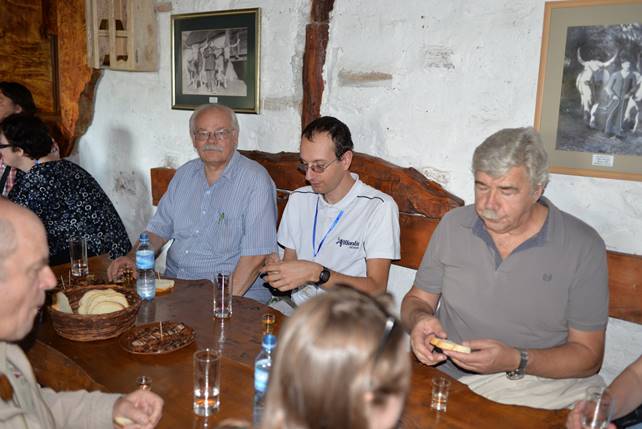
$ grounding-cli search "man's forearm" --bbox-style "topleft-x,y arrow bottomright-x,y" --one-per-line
526,341 -> 603,379
320,258 -> 391,295
322,270 -> 385,295
232,255 -> 266,295
609,356 -> 642,418
401,294 -> 436,332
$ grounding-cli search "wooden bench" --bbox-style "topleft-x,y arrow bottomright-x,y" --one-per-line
150,150 -> 642,324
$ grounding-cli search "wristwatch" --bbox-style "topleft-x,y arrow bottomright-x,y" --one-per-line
316,266 -> 331,286
506,348 -> 528,380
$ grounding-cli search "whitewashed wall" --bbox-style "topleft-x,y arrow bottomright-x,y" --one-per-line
79,0 -> 641,291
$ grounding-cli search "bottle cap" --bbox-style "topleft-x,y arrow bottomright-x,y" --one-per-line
139,232 -> 149,241
262,334 -> 277,350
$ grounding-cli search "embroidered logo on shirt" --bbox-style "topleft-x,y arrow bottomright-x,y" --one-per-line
336,237 -> 360,249
542,273 -> 552,282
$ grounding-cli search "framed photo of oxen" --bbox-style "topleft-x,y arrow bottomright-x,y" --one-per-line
535,0 -> 642,181
171,8 -> 260,113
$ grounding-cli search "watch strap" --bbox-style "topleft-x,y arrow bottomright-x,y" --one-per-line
506,348 -> 528,380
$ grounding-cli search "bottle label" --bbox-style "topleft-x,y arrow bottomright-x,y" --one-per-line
136,249 -> 154,270
254,364 -> 269,393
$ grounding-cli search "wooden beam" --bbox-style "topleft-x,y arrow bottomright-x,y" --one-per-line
301,0 -> 335,129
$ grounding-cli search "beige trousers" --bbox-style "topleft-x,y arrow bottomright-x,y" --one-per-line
458,372 -> 606,409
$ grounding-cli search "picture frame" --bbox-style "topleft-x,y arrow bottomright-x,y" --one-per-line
535,0 -> 642,182
171,8 -> 260,114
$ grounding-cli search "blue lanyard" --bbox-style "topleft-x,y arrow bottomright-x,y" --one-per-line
312,196 -> 344,257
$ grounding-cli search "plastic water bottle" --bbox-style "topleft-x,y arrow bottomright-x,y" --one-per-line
253,333 -> 277,426
135,232 -> 156,301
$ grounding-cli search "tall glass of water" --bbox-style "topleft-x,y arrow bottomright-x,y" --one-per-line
193,349 -> 221,416
581,386 -> 615,429
69,237 -> 89,278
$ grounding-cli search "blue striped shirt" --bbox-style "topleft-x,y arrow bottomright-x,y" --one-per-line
147,151 -> 277,302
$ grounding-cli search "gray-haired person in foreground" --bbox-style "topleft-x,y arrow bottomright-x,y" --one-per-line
0,199 -> 163,428
401,127 -> 609,409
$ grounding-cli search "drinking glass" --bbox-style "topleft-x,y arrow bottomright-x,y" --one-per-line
262,312 -> 275,335
581,386 -> 614,429
193,349 -> 221,416
69,237 -> 88,278
136,375 -> 152,391
431,376 -> 451,412
213,272 -> 232,318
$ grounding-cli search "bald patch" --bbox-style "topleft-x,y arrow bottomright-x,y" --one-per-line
0,218 -> 17,279
0,199 -> 45,249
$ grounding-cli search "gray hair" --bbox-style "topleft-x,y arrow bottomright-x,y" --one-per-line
188,104 -> 239,134
472,127 -> 549,190
0,218 -> 17,280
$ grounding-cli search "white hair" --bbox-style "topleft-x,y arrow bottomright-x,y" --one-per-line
472,127 -> 549,190
188,104 -> 239,134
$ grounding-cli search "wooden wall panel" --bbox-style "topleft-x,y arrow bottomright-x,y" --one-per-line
607,251 -> 642,324
0,0 -> 100,156
0,0 -> 57,113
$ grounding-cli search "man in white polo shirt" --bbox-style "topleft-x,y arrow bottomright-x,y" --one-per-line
262,116 -> 400,314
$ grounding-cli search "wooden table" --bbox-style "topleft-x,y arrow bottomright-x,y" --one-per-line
28,256 -> 568,428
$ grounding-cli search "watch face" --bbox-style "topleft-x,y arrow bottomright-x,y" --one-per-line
318,268 -> 330,284
506,370 -> 524,380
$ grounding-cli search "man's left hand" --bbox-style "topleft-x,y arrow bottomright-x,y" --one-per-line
113,389 -> 163,429
444,339 -> 518,374
262,260 -> 322,292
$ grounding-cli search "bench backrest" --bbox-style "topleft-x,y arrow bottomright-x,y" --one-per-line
150,150 -> 642,323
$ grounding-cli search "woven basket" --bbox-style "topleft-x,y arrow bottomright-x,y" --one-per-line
48,285 -> 141,342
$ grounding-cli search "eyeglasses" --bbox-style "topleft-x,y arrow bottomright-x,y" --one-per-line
297,158 -> 339,174
372,315 -> 398,363
193,128 -> 234,142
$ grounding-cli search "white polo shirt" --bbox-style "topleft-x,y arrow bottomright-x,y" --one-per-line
278,174 -> 400,305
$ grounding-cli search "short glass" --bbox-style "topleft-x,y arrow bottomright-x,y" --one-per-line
193,349 -> 221,416
262,312 -> 275,335
431,376 -> 451,412
136,375 -> 152,391
213,272 -> 232,318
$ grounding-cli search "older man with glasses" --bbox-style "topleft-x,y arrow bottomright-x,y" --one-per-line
108,103 -> 277,303
262,116 -> 400,315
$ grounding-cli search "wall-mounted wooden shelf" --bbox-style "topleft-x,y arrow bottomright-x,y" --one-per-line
86,0 -> 158,71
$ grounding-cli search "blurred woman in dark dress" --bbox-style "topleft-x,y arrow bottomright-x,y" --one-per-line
0,114 -> 131,265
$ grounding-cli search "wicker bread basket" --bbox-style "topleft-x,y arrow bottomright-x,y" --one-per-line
48,285 -> 141,342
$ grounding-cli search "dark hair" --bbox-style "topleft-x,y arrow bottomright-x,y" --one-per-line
0,82 -> 36,115
0,114 -> 53,159
302,116 -> 354,159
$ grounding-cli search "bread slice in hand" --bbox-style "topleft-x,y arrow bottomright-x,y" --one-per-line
430,337 -> 471,354
114,416 -> 134,427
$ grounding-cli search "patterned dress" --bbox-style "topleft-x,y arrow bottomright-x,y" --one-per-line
8,160 -> 131,265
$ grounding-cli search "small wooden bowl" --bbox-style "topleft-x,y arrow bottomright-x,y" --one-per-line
48,285 -> 141,342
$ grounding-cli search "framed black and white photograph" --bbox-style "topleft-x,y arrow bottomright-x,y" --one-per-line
535,0 -> 642,181
171,8 -> 260,113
